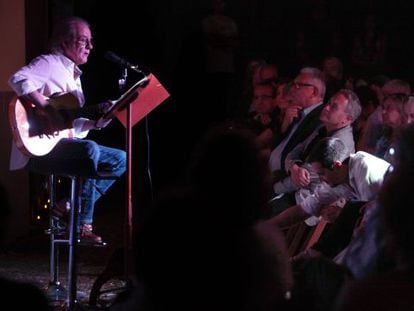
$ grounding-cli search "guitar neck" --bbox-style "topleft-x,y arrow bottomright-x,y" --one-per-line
58,103 -> 107,124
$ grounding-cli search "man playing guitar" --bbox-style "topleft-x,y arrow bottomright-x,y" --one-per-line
8,16 -> 126,244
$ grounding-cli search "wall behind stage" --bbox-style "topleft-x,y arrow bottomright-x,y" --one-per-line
0,0 -> 29,247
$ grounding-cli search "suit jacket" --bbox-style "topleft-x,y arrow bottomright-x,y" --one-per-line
280,102 -> 325,172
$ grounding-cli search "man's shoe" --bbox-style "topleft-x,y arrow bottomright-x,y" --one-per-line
51,199 -> 70,226
79,224 -> 106,246
47,199 -> 70,235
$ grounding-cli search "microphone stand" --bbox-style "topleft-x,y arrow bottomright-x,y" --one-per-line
121,65 -> 147,276
119,65 -> 133,277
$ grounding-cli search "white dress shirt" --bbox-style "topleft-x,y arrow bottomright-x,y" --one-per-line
300,151 -> 390,216
8,52 -> 90,170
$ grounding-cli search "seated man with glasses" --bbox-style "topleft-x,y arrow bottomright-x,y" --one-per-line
8,16 -> 126,244
268,67 -> 326,184
75,36 -> 94,48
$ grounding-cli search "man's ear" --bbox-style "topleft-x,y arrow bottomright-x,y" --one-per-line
333,160 -> 343,168
312,86 -> 319,98
61,39 -> 70,50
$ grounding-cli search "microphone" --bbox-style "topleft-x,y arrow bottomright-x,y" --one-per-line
104,51 -> 144,74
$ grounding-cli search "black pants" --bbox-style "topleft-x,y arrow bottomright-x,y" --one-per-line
267,193 -> 296,218
312,200 -> 367,258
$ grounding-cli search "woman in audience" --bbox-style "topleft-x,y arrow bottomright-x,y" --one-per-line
353,85 -> 379,143
374,93 -> 406,161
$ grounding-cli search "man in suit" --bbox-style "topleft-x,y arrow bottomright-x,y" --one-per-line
268,67 -> 326,184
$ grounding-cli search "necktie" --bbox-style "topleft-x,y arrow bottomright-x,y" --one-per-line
302,127 -> 327,161
282,109 -> 305,140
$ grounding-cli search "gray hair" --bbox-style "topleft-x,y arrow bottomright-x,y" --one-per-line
48,16 -> 90,52
337,89 -> 362,122
300,67 -> 326,100
307,137 -> 348,169
382,79 -> 411,95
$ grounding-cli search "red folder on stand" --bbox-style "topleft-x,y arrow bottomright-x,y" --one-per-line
104,73 -> 170,127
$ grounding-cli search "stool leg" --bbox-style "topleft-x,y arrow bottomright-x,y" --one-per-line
46,174 -> 67,302
67,176 -> 82,310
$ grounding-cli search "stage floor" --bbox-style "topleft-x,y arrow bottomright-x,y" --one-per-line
0,202 -> 128,310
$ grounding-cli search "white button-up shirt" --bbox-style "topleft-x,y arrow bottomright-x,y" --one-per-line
8,52 -> 90,170
300,152 -> 391,216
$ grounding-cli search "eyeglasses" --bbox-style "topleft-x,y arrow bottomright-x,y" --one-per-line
253,94 -> 274,101
383,93 -> 408,101
75,37 -> 94,48
292,81 -> 316,90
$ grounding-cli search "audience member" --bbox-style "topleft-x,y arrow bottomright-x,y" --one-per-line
274,79 -> 294,134
246,83 -> 280,154
268,68 -> 326,182
402,95 -> 414,125
267,137 -> 390,229
353,85 -> 379,142
248,83 -> 278,126
246,79 -> 293,161
357,78 -> 411,153
374,93 -> 406,161
367,74 -> 390,102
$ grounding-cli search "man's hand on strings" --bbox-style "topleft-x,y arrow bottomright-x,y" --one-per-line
94,116 -> 112,129
23,91 -> 60,136
99,100 -> 115,115
34,105 -> 61,136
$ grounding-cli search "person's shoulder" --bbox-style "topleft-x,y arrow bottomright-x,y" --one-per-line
41,52 -> 65,62
354,150 -> 389,162
28,53 -> 58,67
352,151 -> 391,172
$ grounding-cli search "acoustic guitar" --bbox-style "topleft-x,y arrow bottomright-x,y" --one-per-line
8,93 -> 108,157
9,76 -> 150,157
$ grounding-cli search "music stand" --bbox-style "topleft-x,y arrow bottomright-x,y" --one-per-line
108,75 -> 150,276
89,73 -> 170,307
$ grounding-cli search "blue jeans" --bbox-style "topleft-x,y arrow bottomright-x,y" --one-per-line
28,138 -> 126,224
